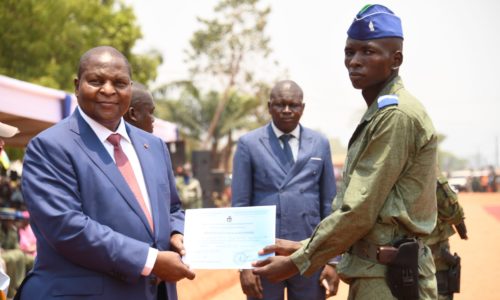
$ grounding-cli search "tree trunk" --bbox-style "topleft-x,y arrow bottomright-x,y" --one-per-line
222,130 -> 233,174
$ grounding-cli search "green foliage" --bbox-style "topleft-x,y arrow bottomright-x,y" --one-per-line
154,81 -> 269,144
186,0 -> 272,90
182,0 -> 277,150
0,0 -> 161,91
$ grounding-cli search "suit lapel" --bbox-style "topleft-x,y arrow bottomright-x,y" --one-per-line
260,124 -> 288,173
70,111 -> 154,239
127,126 -> 158,240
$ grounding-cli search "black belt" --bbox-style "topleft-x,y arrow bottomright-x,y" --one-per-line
350,238 -> 425,264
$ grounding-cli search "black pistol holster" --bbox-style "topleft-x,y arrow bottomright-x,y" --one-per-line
385,238 -> 420,300
437,250 -> 461,295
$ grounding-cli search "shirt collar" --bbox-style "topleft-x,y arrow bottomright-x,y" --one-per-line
361,75 -> 404,123
271,122 -> 301,140
78,107 -> 131,144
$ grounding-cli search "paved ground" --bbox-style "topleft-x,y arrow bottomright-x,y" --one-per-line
178,192 -> 500,300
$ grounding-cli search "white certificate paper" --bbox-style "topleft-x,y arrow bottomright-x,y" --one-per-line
183,206 -> 276,269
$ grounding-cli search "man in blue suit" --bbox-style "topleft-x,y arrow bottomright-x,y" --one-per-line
19,46 -> 195,300
231,80 -> 338,300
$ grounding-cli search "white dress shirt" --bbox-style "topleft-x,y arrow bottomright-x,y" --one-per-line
78,107 -> 157,276
271,122 -> 301,161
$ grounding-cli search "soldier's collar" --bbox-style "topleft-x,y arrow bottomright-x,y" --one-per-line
360,76 -> 404,122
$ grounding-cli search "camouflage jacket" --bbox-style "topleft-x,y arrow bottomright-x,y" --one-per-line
290,76 -> 438,279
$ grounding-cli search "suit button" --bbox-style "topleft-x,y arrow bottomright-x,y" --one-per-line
300,188 -> 304,193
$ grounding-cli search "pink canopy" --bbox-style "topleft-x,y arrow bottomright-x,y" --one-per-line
0,75 -> 179,147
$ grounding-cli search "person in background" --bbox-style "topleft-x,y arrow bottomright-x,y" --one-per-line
232,80 -> 338,299
17,211 -> 36,272
123,82 -> 155,133
20,46 -> 194,300
487,166 -> 497,192
424,172 -> 467,300
0,208 -> 24,298
253,5 -> 439,299
0,121 -> 19,299
175,163 -> 203,209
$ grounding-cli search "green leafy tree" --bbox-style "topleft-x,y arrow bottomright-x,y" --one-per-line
185,0 -> 275,150
154,81 -> 269,172
0,0 -> 161,91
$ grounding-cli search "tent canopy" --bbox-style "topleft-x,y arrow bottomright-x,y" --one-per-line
0,75 -> 178,147
0,75 -> 76,147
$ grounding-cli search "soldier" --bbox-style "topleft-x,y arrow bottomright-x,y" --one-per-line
253,4 -> 438,299
0,208 -> 25,298
424,172 -> 467,300
175,163 -> 203,209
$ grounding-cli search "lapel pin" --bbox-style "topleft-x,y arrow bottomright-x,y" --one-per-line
144,143 -> 149,149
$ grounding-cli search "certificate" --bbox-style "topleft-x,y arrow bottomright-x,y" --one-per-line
183,206 -> 276,269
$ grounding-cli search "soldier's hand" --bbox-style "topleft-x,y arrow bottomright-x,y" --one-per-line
258,238 -> 302,256
252,256 -> 298,283
320,264 -> 340,298
152,251 -> 195,282
170,233 -> 186,256
239,269 -> 263,299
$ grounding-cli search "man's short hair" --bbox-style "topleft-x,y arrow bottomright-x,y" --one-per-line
77,46 -> 132,78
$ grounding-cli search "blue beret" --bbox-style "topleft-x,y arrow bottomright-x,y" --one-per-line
347,4 -> 403,40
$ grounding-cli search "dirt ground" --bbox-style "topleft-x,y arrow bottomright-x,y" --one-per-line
177,192 -> 500,300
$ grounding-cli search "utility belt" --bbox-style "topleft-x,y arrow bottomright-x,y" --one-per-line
350,238 -> 424,264
350,238 -> 423,300
436,249 -> 461,295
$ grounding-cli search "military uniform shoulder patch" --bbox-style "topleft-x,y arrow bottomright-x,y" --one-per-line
377,95 -> 399,109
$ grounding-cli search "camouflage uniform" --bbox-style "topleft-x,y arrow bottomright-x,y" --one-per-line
0,221 -> 26,297
175,176 -> 203,209
423,174 -> 465,300
290,76 -> 438,299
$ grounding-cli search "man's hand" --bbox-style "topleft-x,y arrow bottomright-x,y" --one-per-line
258,238 -> 302,256
240,269 -> 263,299
320,265 -> 340,298
252,256 -> 298,283
152,251 -> 195,282
170,233 -> 186,256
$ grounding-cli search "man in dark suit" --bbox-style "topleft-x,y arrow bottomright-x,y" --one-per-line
20,46 -> 195,300
231,80 -> 338,300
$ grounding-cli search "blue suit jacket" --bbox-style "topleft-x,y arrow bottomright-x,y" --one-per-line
231,124 -> 336,241
20,110 -> 184,300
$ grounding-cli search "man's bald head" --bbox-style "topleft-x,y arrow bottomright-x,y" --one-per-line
270,80 -> 303,102
124,82 -> 155,133
77,46 -> 132,79
131,83 -> 152,107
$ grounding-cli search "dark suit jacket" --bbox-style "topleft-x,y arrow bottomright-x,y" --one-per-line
232,123 -> 336,241
20,110 -> 184,300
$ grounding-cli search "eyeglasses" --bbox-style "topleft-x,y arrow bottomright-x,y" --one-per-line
270,103 -> 303,112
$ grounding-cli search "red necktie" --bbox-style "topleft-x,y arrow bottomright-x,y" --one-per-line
107,133 -> 154,231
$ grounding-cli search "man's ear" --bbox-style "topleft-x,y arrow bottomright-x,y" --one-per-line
74,78 -> 79,97
392,50 -> 403,70
127,107 -> 138,121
